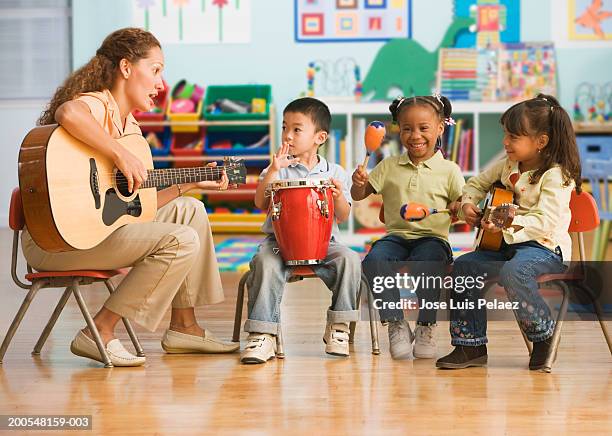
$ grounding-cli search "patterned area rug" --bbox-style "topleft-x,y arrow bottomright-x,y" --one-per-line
214,237 -> 472,272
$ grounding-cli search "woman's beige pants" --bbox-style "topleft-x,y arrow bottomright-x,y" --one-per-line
21,197 -> 224,331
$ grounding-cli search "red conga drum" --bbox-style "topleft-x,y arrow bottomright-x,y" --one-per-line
268,178 -> 334,265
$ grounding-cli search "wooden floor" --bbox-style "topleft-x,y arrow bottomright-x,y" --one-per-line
0,229 -> 611,435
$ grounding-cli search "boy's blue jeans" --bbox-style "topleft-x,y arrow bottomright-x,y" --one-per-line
362,234 -> 453,324
244,235 -> 361,335
450,241 -> 566,346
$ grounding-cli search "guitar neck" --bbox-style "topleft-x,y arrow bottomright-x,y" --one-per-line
141,166 -> 226,189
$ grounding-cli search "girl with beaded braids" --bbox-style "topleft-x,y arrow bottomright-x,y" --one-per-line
352,94 -> 464,360
436,94 -> 582,371
24,28 -> 238,367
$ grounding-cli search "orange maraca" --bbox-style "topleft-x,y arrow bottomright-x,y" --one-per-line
362,121 -> 386,167
400,202 -> 451,222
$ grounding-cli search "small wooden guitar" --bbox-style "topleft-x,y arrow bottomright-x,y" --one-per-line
473,186 -> 518,251
18,124 -> 246,252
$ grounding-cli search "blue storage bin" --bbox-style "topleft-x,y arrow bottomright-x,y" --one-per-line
576,134 -> 612,165
204,130 -> 270,157
145,127 -> 172,169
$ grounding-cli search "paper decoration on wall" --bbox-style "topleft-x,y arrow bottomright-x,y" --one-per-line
454,0 -> 520,48
294,0 -> 412,42
498,43 -> 557,100
132,0 -> 251,44
436,43 -> 557,102
304,58 -> 362,99
362,17 -> 474,100
569,0 -> 612,40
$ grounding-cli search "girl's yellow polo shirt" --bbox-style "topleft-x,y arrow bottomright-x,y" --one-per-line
368,150 -> 465,242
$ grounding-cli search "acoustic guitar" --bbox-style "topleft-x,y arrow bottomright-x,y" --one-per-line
18,124 -> 246,253
473,186 -> 518,251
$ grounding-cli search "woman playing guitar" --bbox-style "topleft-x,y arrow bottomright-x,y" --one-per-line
26,28 -> 238,366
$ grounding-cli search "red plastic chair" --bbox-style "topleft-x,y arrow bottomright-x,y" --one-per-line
515,190 -> 612,372
232,265 -> 380,357
0,188 -> 144,368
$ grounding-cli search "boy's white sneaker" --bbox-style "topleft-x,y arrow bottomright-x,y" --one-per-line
240,333 -> 276,364
323,322 -> 350,357
388,320 -> 414,360
414,324 -> 438,359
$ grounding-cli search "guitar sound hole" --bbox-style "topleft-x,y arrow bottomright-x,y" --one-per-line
114,171 -> 133,197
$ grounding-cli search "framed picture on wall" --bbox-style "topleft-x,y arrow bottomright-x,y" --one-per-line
295,0 -> 412,42
552,0 -> 612,47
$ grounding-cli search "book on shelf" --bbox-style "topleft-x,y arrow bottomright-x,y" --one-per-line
442,118 -> 473,172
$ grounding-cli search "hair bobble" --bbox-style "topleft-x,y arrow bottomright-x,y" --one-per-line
432,92 -> 443,105
444,117 -> 456,126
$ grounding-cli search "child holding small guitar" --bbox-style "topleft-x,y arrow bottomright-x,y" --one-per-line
436,94 -> 582,371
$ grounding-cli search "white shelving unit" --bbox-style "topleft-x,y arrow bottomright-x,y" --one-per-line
325,99 -> 514,243
139,105 -> 277,233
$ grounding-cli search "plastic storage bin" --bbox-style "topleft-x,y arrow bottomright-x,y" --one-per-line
170,129 -> 205,168
203,84 -> 271,121
167,98 -> 203,133
204,129 -> 270,156
145,128 -> 172,169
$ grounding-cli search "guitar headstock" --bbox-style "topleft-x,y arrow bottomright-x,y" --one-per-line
223,157 -> 247,185
483,203 -> 519,229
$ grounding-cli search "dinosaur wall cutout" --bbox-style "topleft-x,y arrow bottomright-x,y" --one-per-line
362,17 -> 474,100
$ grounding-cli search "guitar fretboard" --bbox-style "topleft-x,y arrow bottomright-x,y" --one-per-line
141,167 -> 226,188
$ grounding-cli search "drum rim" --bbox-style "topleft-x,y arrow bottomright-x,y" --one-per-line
285,259 -> 324,266
269,178 -> 332,189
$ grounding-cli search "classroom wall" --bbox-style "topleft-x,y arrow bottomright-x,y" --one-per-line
0,0 -> 610,224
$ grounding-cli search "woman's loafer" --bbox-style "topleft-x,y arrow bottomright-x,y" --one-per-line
70,331 -> 145,367
161,329 -> 239,354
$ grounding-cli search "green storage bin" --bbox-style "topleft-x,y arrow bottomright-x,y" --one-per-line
203,84 -> 271,121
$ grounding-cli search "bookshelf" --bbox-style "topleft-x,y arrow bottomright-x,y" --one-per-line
138,105 -> 277,233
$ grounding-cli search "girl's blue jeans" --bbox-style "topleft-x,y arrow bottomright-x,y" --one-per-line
450,241 -> 565,346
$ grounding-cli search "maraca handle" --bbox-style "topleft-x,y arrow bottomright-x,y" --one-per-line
362,153 -> 370,168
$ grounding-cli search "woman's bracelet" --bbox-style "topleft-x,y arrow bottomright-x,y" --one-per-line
176,184 -> 183,197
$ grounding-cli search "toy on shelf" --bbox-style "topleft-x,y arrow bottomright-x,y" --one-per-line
573,81 -> 612,123
170,79 -> 204,113
206,98 -> 252,115
303,57 -> 363,100
167,79 -> 204,133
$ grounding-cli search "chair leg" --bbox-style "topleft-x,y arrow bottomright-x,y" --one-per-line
582,284 -> 612,356
541,282 -> 571,373
276,322 -> 285,359
232,271 -> 250,342
363,275 -> 380,355
349,283 -> 362,344
32,286 -> 72,355
0,280 -> 45,364
72,282 -> 113,368
104,280 -> 145,357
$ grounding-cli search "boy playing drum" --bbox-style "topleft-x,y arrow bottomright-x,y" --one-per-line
240,97 -> 361,364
